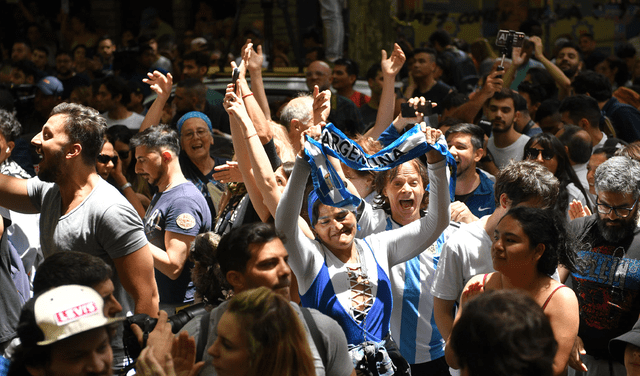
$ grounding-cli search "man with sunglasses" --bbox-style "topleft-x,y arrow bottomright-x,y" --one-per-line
564,156 -> 640,376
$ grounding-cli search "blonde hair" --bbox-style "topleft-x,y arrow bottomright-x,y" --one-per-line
228,287 -> 315,376
270,120 -> 296,162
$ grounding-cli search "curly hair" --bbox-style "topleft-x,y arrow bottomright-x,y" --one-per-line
373,159 -> 429,215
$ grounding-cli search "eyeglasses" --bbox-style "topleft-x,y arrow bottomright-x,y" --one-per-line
97,154 -> 118,165
524,148 -> 554,161
182,129 -> 210,141
595,197 -> 639,218
117,150 -> 130,160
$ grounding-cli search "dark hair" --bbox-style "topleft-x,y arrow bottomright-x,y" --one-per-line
580,33 -> 595,41
216,223 -> 285,277
50,103 -> 106,166
557,124 -> 592,164
100,76 -> 132,106
525,67 -> 557,99
413,47 -> 437,62
333,58 -> 359,77
441,92 -> 469,112
534,99 -> 560,124
105,124 -> 135,146
33,46 -> 49,57
373,159 -> 429,214
450,290 -> 557,376
490,87 -> 517,104
183,51 -> 209,68
502,206 -> 577,275
512,92 -> 528,113
12,59 -> 39,80
130,124 -> 180,155
190,232 -> 229,305
558,94 -> 601,130
0,109 -> 22,142
557,40 -> 581,56
494,160 -> 559,209
615,42 -> 637,59
428,30 -> 452,49
445,123 -> 484,150
366,62 -> 381,81
12,39 -> 32,51
523,133 -> 592,212
602,55 -> 629,88
32,251 -> 113,295
572,70 -> 612,102
517,82 -> 546,106
55,50 -> 72,59
519,19 -> 542,37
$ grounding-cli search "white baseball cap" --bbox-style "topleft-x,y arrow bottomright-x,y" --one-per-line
34,285 -> 123,345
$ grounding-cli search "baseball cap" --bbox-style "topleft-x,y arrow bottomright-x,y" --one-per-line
33,285 -> 123,346
36,76 -> 64,97
609,318 -> 640,364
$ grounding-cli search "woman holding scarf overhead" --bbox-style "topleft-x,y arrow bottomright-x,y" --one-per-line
271,113 -> 450,374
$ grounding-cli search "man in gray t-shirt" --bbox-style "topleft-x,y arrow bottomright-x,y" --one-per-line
0,103 -> 159,318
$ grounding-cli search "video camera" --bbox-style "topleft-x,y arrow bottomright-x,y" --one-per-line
495,30 -> 526,77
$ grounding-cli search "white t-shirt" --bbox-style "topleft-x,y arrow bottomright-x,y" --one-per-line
487,134 -> 530,170
102,111 -> 145,131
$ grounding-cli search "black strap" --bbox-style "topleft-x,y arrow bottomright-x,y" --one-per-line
522,119 -> 535,135
196,312 -> 210,362
300,306 -> 327,369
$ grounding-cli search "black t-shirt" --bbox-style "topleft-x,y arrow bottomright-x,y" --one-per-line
569,215 -> 640,359
412,81 -> 451,114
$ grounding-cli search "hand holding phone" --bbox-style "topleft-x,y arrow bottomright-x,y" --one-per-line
231,67 -> 240,95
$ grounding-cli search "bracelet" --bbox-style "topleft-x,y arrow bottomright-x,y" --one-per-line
120,182 -> 132,191
245,133 -> 258,139
242,92 -> 254,99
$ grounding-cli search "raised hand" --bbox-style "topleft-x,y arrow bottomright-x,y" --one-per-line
381,43 -> 406,77
143,71 -> 173,100
312,85 -> 331,125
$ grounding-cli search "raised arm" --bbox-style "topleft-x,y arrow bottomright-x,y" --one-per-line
140,71 -> 173,133
275,155 -> 325,293
530,36 -> 572,100
365,43 -> 406,140
0,176 -> 37,214
245,41 -> 272,120
236,41 -> 273,143
450,65 -> 503,124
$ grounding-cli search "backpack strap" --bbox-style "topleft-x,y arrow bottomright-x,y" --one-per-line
196,312 -> 211,363
301,306 -> 328,369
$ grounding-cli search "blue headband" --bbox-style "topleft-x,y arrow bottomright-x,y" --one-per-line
177,111 -> 213,134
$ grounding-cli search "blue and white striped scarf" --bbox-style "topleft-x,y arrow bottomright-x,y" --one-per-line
304,123 -> 456,211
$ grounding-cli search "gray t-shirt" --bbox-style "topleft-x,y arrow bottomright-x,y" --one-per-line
182,300 -> 354,376
27,177 -> 148,315
103,111 -> 145,131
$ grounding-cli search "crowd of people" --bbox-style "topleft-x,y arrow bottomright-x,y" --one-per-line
2,4 -> 640,376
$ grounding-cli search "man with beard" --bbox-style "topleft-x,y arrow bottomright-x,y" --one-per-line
485,88 -> 530,169
131,125 -> 211,314
0,103 -> 159,327
528,37 -> 581,101
564,156 -> 640,376
445,123 -> 495,223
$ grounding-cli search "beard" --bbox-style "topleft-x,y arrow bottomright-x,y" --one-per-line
561,65 -> 579,79
596,213 -> 638,243
37,150 -> 66,183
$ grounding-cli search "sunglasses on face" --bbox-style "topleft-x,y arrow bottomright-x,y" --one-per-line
97,154 -> 118,165
524,148 -> 554,161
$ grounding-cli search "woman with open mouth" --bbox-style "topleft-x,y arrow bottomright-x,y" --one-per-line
275,121 -> 450,374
